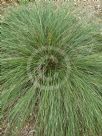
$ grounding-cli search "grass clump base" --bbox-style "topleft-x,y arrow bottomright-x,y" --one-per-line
1,1 -> 102,136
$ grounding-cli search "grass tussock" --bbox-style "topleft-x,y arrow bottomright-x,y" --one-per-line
1,1 -> 102,136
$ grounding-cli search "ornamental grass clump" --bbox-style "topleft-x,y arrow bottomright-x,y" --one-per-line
1,1 -> 102,136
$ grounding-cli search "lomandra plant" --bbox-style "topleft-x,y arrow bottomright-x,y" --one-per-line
1,1 -> 102,136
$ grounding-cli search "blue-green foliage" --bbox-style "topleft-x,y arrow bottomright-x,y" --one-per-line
1,2 -> 102,136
